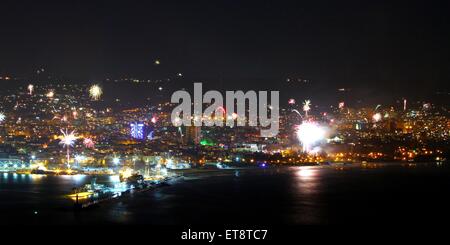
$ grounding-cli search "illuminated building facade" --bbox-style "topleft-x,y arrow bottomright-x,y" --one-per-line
130,122 -> 145,140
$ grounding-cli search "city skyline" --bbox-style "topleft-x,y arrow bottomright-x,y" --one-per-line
0,0 -> 449,240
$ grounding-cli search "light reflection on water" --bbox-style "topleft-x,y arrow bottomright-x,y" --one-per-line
1,173 -> 47,184
59,174 -> 85,181
294,166 -> 321,195
296,166 -> 317,179
1,163 -> 450,225
290,166 -> 323,223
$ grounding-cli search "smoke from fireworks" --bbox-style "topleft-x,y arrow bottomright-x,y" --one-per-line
89,84 -> 103,100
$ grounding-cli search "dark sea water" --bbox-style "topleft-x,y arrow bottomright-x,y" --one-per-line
1,162 -> 450,225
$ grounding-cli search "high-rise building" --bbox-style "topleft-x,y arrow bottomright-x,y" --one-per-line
184,126 -> 202,144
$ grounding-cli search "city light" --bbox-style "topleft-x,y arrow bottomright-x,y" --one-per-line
0,112 -> 5,123
130,122 -> 145,139
113,157 -> 120,165
119,168 -> 133,179
74,155 -> 86,162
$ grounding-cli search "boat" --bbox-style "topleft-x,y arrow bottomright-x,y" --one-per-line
120,172 -> 144,184
166,162 -> 191,169
31,169 -> 52,175
329,162 -> 353,166
216,163 -> 231,169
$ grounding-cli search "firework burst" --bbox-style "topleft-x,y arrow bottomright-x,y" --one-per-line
59,129 -> 78,168
89,84 -> 103,100
372,113 -> 382,122
59,129 -> 78,147
303,100 -> 311,117
296,121 -> 326,153
28,84 -> 34,95
46,90 -> 54,98
83,138 -> 95,148
0,112 -> 5,123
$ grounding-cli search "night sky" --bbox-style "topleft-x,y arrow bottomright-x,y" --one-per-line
1,0 -> 449,104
